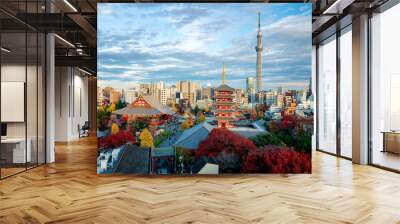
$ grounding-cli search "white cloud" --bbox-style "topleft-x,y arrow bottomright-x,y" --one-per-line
98,46 -> 123,53
262,15 -> 311,38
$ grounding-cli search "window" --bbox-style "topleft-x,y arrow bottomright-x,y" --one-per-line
339,26 -> 352,158
317,35 -> 337,154
0,1 -> 46,179
370,3 -> 400,171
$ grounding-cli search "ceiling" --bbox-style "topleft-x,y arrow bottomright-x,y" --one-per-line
0,0 -> 97,74
0,0 -> 394,74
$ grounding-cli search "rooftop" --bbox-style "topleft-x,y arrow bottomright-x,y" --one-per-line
215,84 -> 235,92
114,94 -> 174,116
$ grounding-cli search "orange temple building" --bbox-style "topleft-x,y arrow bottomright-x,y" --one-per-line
114,94 -> 174,130
214,64 -> 237,128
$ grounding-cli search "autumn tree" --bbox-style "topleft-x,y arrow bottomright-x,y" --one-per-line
99,131 -> 136,149
241,146 -> 311,173
196,112 -> 205,124
139,128 -> 154,148
196,128 -> 257,173
111,123 -> 119,135
204,104 -> 210,113
108,103 -> 116,112
180,119 -> 192,130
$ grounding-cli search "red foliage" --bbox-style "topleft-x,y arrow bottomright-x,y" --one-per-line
241,146 -> 311,173
99,131 -> 136,149
196,128 -> 257,160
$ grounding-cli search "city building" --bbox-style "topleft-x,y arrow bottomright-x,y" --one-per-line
265,91 -> 276,106
176,80 -> 199,106
124,89 -> 138,104
246,77 -> 256,103
234,89 -> 245,108
277,94 -> 284,108
110,90 -> 122,104
201,86 -> 214,100
277,86 -> 283,94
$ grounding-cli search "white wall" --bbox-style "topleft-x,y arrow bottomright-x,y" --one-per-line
55,67 -> 89,141
1,65 -> 26,138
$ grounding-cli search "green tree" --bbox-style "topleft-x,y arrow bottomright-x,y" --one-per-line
116,100 -> 127,110
293,131 -> 312,153
193,105 -> 199,116
249,133 -> 285,147
131,120 -> 148,132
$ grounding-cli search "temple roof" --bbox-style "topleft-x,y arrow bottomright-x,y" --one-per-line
215,84 -> 235,91
114,94 -> 175,116
174,122 -> 214,150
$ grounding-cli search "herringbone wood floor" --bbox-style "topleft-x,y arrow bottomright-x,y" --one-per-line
1,136 -> 400,224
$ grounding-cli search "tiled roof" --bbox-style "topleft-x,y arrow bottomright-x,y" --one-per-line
114,107 -> 162,116
152,147 -> 175,157
141,95 -> 175,115
114,94 -> 175,116
115,144 -> 150,174
174,122 -> 214,150
215,84 -> 235,91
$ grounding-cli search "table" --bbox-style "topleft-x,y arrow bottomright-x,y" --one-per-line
1,138 -> 31,164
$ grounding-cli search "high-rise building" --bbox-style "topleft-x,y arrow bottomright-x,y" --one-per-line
124,89 -> 137,104
167,85 -> 178,100
202,86 -> 214,100
149,81 -> 164,101
176,80 -> 199,105
277,87 -> 283,94
160,89 -> 167,105
97,87 -> 103,104
196,89 -> 202,101
246,77 -> 256,103
235,89 -> 245,108
266,91 -> 276,106
255,12 -> 263,92
110,90 -> 121,104
102,87 -> 113,99
246,77 -> 255,92
277,94 -> 284,108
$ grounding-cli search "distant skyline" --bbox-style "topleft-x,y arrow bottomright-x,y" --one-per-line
98,3 -> 312,90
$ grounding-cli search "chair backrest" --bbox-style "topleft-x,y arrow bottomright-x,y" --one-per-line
82,121 -> 90,129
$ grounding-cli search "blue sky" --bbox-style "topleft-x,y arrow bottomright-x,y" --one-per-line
98,3 -> 311,91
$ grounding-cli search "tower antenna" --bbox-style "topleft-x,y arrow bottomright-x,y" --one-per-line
221,64 -> 226,85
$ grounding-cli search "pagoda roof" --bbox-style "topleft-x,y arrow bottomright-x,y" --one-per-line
215,84 -> 235,91
114,94 -> 175,116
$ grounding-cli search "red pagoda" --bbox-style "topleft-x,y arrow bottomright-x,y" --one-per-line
214,64 -> 237,128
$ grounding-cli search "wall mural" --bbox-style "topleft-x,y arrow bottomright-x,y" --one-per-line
97,3 -> 313,175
